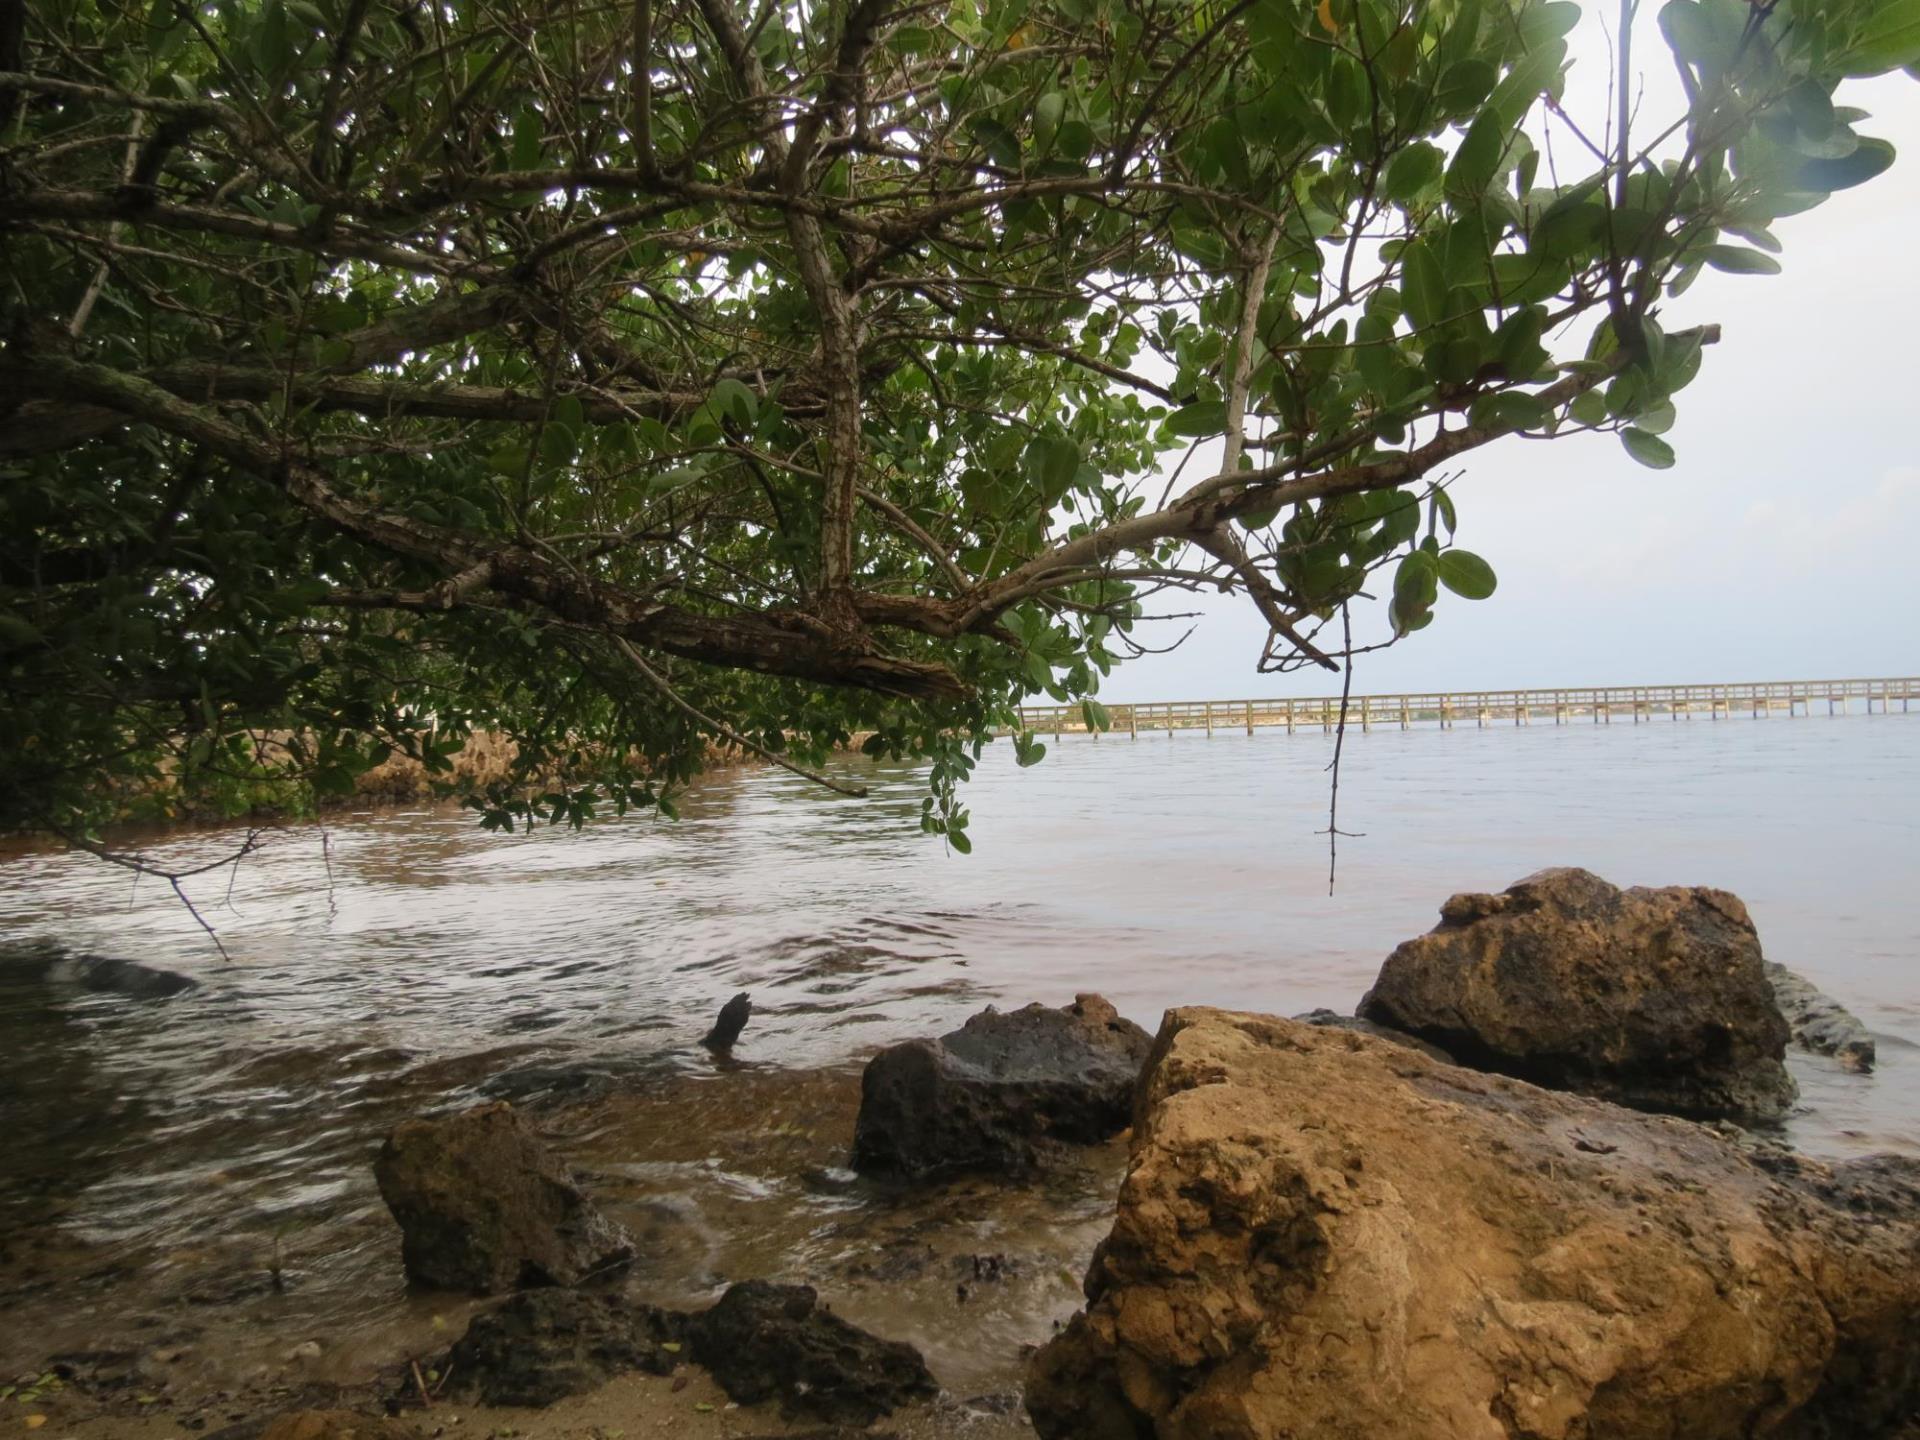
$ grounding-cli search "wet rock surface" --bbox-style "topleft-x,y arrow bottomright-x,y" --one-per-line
372,1101 -> 633,1293
3,945 -> 199,998
1358,867 -> 1796,1120
688,1280 -> 938,1425
1290,1007 -> 1453,1062
851,994 -> 1152,1180
702,991 -> 753,1050
1026,1009 -> 1920,1440
440,1287 -> 688,1407
1769,961 -> 1877,1071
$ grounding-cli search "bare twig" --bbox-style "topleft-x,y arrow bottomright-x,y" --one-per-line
612,637 -> 868,797
1317,606 -> 1365,895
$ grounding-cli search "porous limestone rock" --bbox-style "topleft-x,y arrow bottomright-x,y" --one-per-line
1358,867 -> 1795,1120
373,1101 -> 632,1293
1026,1009 -> 1920,1440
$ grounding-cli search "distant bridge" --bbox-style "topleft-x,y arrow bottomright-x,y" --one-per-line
1013,677 -> 1920,738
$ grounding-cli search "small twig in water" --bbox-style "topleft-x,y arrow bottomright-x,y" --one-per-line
1317,605 -> 1366,894
318,823 -> 339,924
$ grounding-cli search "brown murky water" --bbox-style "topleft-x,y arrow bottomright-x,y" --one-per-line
2,715 -> 1916,1430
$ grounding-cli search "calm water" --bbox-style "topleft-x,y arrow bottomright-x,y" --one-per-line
1,713 -> 1916,1415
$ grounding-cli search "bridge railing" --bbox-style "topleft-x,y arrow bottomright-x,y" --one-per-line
1011,677 -> 1920,736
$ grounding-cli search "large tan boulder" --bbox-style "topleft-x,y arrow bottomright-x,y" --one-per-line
1025,1010 -> 1920,1440
1358,867 -> 1795,1121
373,1101 -> 632,1293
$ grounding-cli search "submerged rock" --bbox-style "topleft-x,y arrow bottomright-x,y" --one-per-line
43,952 -> 198,998
688,1281 -> 937,1425
372,1101 -> 632,1293
1026,1010 -> 1920,1440
1358,867 -> 1796,1121
851,994 -> 1152,1181
441,1288 -> 687,1407
1768,961 -> 1876,1071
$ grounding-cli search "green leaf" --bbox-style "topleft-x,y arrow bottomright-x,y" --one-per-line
1033,91 -> 1067,152
1164,399 -> 1226,437
1399,240 -> 1447,329
540,422 -> 577,466
512,106 -> 544,170
1793,137 -> 1896,192
1434,59 -> 1497,116
256,0 -> 292,72
1383,143 -> 1444,204
1424,335 -> 1483,385
710,377 -> 757,426
1393,549 -> 1438,608
1700,245 -> 1782,275
1619,428 -> 1676,469
1658,0 -> 1723,66
1634,399 -> 1677,435
1568,390 -> 1608,426
1445,109 -> 1508,201
1437,549 -> 1497,599
947,828 -> 973,854
1846,0 -> 1920,73
1353,313 -> 1399,393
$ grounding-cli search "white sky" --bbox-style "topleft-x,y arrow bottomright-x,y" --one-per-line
1103,18 -> 1920,702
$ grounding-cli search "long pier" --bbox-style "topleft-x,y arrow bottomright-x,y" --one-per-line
1014,677 -> 1920,738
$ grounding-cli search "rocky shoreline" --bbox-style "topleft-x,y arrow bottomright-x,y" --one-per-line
6,867 -> 1911,1439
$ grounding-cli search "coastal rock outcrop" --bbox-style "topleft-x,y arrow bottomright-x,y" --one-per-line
851,994 -> 1152,1180
1025,1010 -> 1920,1440
1767,961 -> 1876,1071
1357,867 -> 1796,1120
441,1288 -> 687,1407
372,1101 -> 632,1293
688,1281 -> 938,1425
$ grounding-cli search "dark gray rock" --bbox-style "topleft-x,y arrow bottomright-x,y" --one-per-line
1767,962 -> 1876,1072
372,1101 -> 633,1294
1358,868 -> 1796,1123
688,1281 -> 937,1426
701,991 -> 752,1050
46,953 -> 198,998
851,994 -> 1152,1181
440,1288 -> 688,1407
1291,1008 -> 1454,1063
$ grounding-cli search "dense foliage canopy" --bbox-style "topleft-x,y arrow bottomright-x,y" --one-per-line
2,0 -> 1914,845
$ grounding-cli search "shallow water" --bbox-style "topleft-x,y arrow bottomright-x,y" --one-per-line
0,712 -> 1915,1421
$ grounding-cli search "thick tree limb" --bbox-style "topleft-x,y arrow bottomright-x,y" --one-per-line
2,351 -> 971,701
